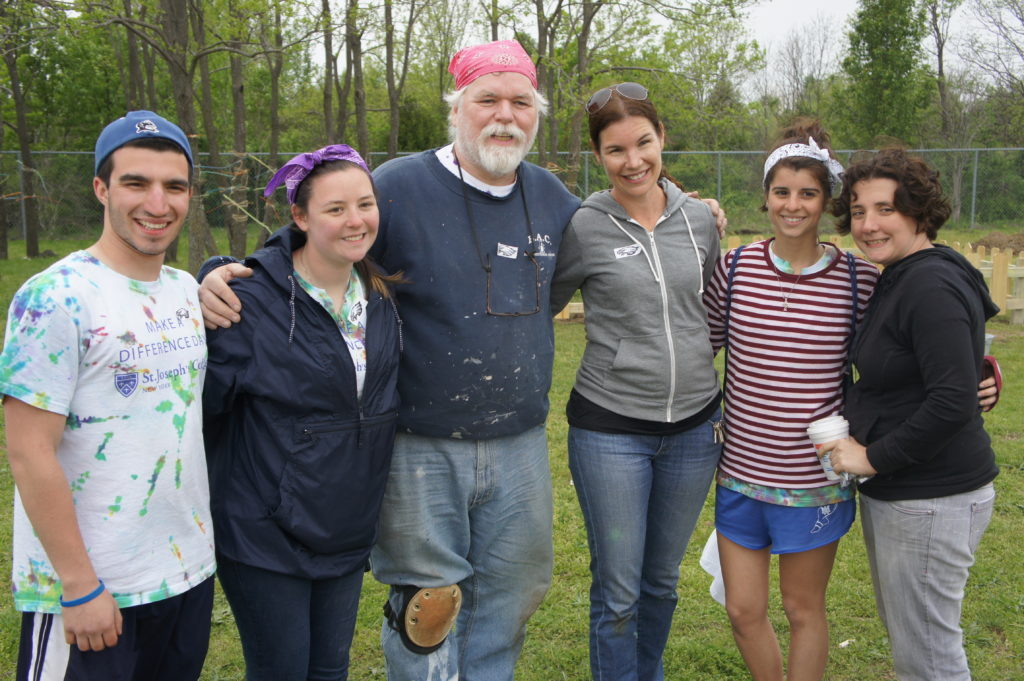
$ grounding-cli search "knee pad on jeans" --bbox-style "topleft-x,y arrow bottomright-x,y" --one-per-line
384,584 -> 462,654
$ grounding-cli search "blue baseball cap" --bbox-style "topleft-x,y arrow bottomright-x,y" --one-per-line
94,111 -> 193,175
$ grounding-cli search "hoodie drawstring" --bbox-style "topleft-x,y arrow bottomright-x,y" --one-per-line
680,207 -> 705,295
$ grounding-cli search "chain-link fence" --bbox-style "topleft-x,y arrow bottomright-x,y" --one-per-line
2,148 -> 1022,240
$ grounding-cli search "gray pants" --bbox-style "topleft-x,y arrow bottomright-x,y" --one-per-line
860,484 -> 995,681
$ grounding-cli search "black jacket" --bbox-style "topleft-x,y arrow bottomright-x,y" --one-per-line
203,226 -> 401,579
846,245 -> 999,501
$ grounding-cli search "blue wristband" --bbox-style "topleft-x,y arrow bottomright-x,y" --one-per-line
59,580 -> 105,608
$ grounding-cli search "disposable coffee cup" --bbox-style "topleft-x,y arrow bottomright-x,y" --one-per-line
807,415 -> 849,482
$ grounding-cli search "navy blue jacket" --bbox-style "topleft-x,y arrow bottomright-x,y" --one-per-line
203,226 -> 401,579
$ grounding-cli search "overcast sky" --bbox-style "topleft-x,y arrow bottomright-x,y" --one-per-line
743,0 -> 982,69
743,0 -> 860,53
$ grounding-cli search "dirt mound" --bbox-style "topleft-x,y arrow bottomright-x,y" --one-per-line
971,232 -> 1024,255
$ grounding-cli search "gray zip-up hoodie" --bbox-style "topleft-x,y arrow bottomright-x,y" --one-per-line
551,179 -> 721,423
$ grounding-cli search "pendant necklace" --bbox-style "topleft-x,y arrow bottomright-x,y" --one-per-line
772,243 -> 823,312
776,271 -> 803,311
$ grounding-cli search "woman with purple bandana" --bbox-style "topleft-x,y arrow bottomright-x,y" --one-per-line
202,146 -> 404,681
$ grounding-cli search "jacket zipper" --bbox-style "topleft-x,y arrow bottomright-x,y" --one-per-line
299,410 -> 398,444
646,230 -> 677,422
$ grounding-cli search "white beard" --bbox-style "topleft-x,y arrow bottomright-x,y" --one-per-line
455,121 -> 537,180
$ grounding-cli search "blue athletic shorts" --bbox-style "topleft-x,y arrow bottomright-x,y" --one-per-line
715,485 -> 855,555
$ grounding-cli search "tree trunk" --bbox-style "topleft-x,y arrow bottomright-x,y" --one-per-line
542,1 -> 563,165
191,1 -> 225,259
139,4 -> 159,110
322,0 -> 336,142
158,0 -> 191,120
334,43 -> 353,143
534,0 -> 552,166
160,0 -> 213,273
266,5 -> 283,169
928,2 -> 954,140
484,0 -> 499,40
347,0 -> 369,158
565,1 -> 601,194
546,59 -> 559,162
2,48 -> 41,257
384,0 -> 397,158
927,2 -> 962,220
397,0 -> 417,155
229,49 -> 248,258
123,0 -> 143,107
383,0 -> 418,159
192,2 -> 222,168
110,25 -> 131,110
949,154 -> 966,222
258,3 -> 284,248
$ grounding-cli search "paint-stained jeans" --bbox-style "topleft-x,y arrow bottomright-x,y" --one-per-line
860,483 -> 995,681
370,426 -> 554,681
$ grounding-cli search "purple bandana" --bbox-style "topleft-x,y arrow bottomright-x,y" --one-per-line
264,144 -> 370,204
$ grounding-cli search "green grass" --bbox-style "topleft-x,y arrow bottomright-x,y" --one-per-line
0,236 -> 1021,680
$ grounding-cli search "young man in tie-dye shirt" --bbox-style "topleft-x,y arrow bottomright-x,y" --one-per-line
0,111 -> 216,681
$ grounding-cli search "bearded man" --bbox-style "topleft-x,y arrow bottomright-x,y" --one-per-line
363,40 -> 578,680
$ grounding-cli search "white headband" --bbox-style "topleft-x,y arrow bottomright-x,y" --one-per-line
763,136 -> 844,193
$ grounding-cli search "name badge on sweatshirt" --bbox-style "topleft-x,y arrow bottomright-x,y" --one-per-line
614,244 -> 642,259
496,243 -> 519,259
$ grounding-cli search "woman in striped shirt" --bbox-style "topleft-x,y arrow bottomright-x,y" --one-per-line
702,119 -> 877,681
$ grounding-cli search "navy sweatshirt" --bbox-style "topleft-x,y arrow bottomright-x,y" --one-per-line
371,150 -> 580,439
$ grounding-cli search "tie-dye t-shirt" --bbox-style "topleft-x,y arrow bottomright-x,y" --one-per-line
0,251 -> 216,614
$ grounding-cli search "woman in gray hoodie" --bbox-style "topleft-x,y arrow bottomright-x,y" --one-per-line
550,83 -> 722,681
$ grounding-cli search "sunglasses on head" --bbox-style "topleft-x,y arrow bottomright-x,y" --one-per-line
586,82 -> 649,114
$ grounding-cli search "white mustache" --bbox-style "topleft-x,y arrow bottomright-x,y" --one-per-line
480,123 -> 527,144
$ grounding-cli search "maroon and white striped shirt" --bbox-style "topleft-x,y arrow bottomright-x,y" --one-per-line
704,240 -> 879,489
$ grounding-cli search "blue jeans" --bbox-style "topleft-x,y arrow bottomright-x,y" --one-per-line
217,556 -> 364,681
370,426 -> 554,681
860,484 -> 995,681
568,414 -> 722,681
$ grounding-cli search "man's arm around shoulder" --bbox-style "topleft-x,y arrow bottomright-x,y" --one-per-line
3,396 -> 123,651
